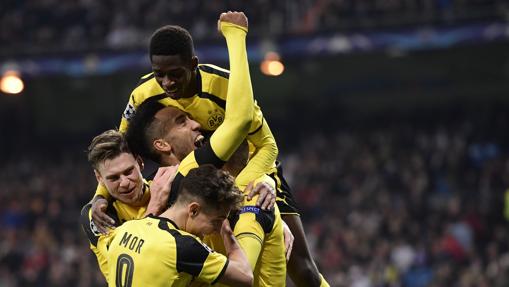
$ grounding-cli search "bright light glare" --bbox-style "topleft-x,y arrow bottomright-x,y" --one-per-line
260,51 -> 285,76
1,71 -> 24,94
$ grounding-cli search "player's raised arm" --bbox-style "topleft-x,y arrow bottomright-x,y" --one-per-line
207,11 -> 254,161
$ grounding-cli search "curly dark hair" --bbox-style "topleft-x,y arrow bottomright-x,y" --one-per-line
179,165 -> 244,212
124,99 -> 166,163
149,25 -> 194,61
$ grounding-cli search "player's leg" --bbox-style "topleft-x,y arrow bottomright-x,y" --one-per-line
282,213 -> 323,287
270,162 -> 329,287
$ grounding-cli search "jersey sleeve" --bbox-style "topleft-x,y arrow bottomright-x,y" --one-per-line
79,203 -> 119,279
173,232 -> 229,284
92,183 -> 111,201
208,22 -> 254,162
119,72 -> 158,134
231,175 -> 276,268
236,119 -> 278,187
119,94 -> 137,134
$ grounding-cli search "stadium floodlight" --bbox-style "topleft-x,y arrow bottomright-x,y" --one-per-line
0,70 -> 24,95
260,51 -> 284,76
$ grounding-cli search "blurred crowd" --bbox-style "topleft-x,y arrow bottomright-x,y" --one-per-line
1,119 -> 509,286
0,0 -> 505,54
283,121 -> 509,286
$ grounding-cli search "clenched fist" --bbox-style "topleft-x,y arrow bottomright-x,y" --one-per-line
217,11 -> 248,32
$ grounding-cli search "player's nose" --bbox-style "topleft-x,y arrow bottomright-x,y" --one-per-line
162,76 -> 174,89
190,119 -> 201,130
119,175 -> 130,188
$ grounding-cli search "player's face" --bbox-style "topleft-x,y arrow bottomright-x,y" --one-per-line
151,55 -> 196,99
95,153 -> 144,205
188,205 -> 230,238
155,106 -> 204,161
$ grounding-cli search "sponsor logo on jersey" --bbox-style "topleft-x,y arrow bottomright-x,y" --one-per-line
207,109 -> 224,129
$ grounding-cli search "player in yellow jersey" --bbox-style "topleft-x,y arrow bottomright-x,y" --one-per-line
106,165 -> 253,287
80,129 -> 179,278
123,11 -> 286,286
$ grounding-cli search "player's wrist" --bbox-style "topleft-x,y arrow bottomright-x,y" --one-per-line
220,22 -> 248,37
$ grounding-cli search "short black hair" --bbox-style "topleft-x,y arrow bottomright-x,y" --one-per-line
125,99 -> 166,163
149,25 -> 195,61
179,165 -> 243,212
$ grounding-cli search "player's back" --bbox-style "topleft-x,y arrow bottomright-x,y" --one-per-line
107,215 -> 228,287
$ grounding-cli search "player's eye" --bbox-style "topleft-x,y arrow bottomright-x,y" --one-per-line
124,167 -> 134,176
168,69 -> 185,79
107,175 -> 119,181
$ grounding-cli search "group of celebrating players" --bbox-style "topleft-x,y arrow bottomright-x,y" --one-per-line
80,11 -> 330,287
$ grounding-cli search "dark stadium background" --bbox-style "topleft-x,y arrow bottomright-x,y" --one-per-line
1,1 -> 509,286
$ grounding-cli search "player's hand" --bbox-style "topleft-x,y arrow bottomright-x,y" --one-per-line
282,221 -> 294,262
217,11 -> 248,32
246,181 -> 276,210
145,165 -> 179,216
91,196 -> 115,234
220,219 -> 234,238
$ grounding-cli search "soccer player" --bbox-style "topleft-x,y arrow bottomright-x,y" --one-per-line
80,129 -> 178,278
106,165 -> 253,287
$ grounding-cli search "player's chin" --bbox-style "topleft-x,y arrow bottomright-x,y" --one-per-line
165,91 -> 181,99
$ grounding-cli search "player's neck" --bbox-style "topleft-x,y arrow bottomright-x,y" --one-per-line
160,207 -> 186,231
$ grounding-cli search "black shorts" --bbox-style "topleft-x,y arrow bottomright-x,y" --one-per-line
268,161 -> 300,215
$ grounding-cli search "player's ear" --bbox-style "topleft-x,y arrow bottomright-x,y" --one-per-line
188,202 -> 201,218
190,56 -> 198,70
154,139 -> 172,153
135,156 -> 144,171
94,169 -> 103,185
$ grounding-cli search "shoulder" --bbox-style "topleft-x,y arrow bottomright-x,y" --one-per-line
231,205 -> 276,235
129,73 -> 166,105
198,64 -> 230,79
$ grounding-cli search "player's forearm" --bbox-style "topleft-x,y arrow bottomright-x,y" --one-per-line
222,22 -> 253,127
210,22 -> 254,161
237,121 -> 279,187
223,231 -> 254,283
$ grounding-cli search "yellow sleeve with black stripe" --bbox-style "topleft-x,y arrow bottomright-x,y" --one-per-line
157,219 -> 229,284
79,203 -> 120,279
231,175 -> 276,269
237,119 -> 278,187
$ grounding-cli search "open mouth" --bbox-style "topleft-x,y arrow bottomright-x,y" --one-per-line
120,187 -> 135,196
165,86 -> 179,96
194,135 -> 205,148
